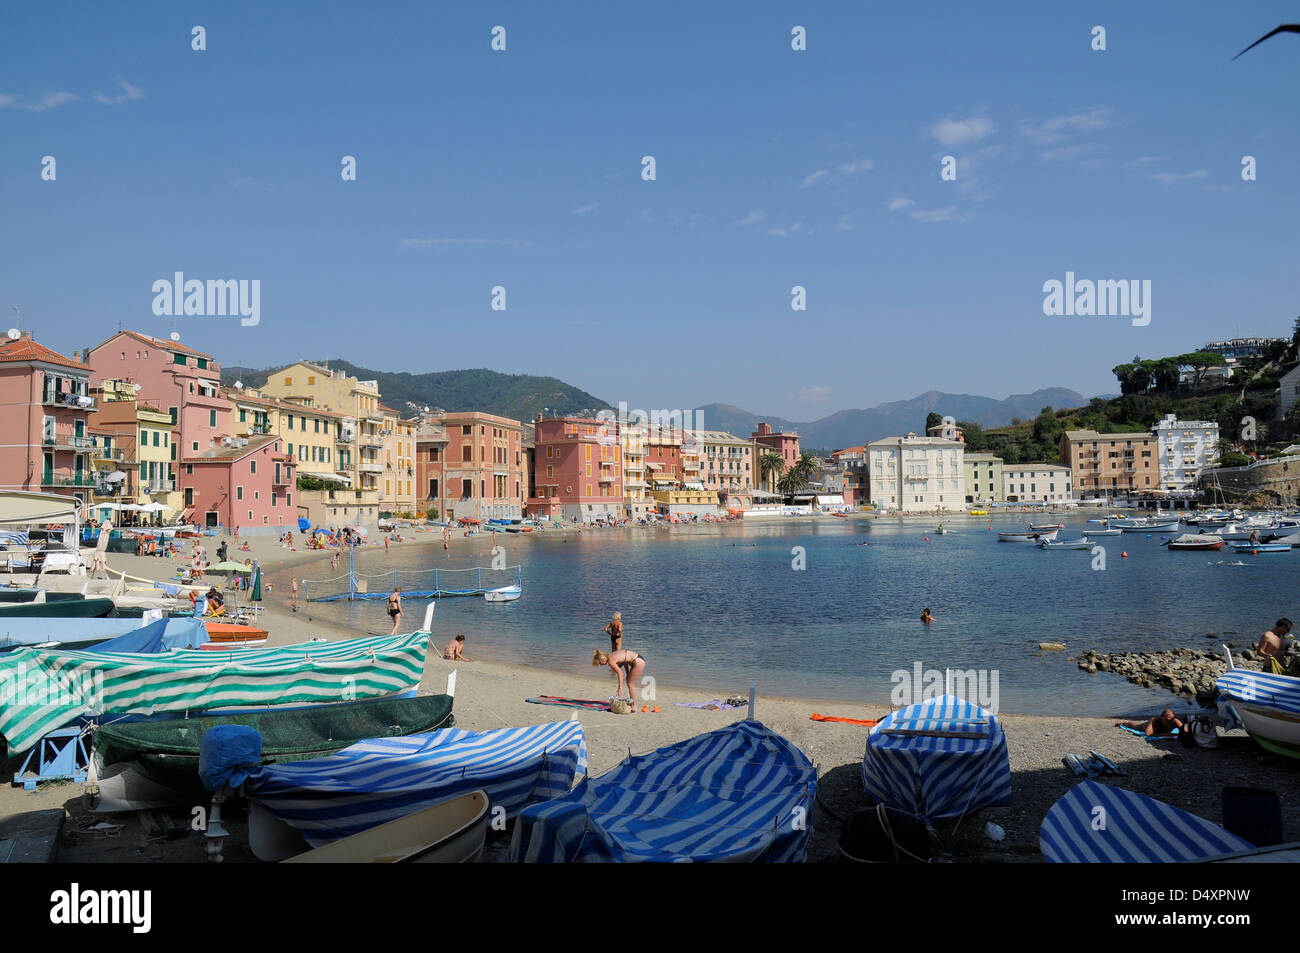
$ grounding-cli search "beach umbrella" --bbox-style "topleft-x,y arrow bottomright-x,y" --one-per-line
297,517 -> 311,531
250,562 -> 262,602
209,560 -> 254,574
138,501 -> 167,513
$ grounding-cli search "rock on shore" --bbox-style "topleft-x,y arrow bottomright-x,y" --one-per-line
1075,643 -> 1294,704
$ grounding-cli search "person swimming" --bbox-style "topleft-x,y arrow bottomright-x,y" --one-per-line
920,607 -> 934,624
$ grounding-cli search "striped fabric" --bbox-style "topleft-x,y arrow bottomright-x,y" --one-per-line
861,694 -> 1012,823
0,617 -> 208,651
509,719 -> 816,863
1216,669 -> 1300,714
1040,780 -> 1253,862
245,720 -> 587,847
0,632 -> 429,753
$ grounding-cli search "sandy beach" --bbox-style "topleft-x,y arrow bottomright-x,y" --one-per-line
6,524 -> 1300,864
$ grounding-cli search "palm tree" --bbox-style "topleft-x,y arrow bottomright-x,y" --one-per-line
759,451 -> 785,492
792,452 -> 818,483
777,470 -> 809,494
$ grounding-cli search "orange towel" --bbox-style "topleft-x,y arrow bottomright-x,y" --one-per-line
810,713 -> 878,727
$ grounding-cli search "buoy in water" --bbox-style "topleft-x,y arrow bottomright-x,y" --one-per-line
924,536 -> 930,542
1121,551 -> 1128,558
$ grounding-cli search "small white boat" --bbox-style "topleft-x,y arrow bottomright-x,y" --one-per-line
1038,538 -> 1092,550
1119,520 -> 1180,533
998,530 -> 1058,543
1081,528 -> 1121,537
484,585 -> 521,602
282,790 -> 491,864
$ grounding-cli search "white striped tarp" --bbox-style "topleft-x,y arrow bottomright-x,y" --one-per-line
1040,780 -> 1253,862
509,719 -> 816,863
245,720 -> 587,847
861,694 -> 1012,823
1216,669 -> 1300,714
0,632 -> 429,752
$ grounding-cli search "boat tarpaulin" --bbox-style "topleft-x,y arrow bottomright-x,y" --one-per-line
199,724 -> 263,791
861,694 -> 1012,823
509,719 -> 816,863
245,720 -> 586,847
0,617 -> 208,651
0,632 -> 429,752
1039,780 -> 1252,862
1215,669 -> 1300,715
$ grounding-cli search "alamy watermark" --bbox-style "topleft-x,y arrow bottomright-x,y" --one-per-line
594,401 -> 705,447
0,664 -> 103,708
152,272 -> 260,326
891,662 -> 1000,713
1042,272 -> 1150,327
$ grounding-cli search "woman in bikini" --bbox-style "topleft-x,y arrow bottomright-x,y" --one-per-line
387,586 -> 403,635
604,612 -> 623,651
593,648 -> 647,706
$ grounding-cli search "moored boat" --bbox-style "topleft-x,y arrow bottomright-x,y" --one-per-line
1216,662 -> 1300,760
92,693 -> 456,806
1230,542 -> 1292,553
861,693 -> 1012,824
1081,527 -> 1121,537
484,585 -> 522,602
0,595 -> 115,618
510,719 -> 816,863
998,530 -> 1057,543
1165,534 -> 1225,551
1119,520 -> 1180,533
1040,780 -> 1252,862
283,790 -> 490,863
202,621 -> 269,648
1038,538 -> 1092,550
1029,522 -> 1064,531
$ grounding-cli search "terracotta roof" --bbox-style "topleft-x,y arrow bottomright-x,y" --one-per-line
93,330 -> 214,360
182,433 -> 279,462
0,337 -> 88,371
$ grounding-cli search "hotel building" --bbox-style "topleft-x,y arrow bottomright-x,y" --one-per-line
1151,414 -> 1220,491
528,415 -> 622,522
866,433 -> 966,512
1002,464 -> 1073,503
1059,430 -> 1158,497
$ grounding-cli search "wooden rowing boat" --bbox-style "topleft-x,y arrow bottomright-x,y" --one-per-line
202,621 -> 268,648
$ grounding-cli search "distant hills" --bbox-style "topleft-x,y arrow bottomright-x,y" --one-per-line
221,361 -> 612,422
220,360 -> 1088,451
698,388 -> 1090,452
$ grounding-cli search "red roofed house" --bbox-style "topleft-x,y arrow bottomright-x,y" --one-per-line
0,331 -> 98,505
181,434 -> 295,533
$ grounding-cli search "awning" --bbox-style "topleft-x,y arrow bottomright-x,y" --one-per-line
104,470 -> 127,483
303,471 -> 350,484
0,491 -> 79,526
651,476 -> 675,483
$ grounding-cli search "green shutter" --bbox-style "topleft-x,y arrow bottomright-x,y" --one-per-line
172,353 -> 186,366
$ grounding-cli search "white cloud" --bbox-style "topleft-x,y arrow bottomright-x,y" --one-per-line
0,90 -> 79,111
800,169 -> 830,188
836,214 -> 854,231
571,203 -> 599,215
909,206 -> 965,223
1040,144 -> 1086,162
888,197 -> 915,212
767,226 -> 787,237
931,115 -> 994,147
91,79 -> 144,105
1019,107 -> 1111,144
735,209 -> 765,226
837,158 -> 875,175
1131,155 -> 1167,166
799,386 -> 831,403
1149,169 -> 1208,185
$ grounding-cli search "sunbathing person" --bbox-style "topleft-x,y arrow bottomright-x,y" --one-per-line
1115,709 -> 1183,736
593,648 -> 647,706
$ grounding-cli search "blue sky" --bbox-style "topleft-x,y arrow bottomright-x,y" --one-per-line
3,1 -> 1298,420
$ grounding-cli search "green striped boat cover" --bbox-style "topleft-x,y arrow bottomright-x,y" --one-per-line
0,632 -> 430,753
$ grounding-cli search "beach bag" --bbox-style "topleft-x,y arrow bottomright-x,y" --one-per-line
1179,714 -> 1219,749
609,699 -> 632,715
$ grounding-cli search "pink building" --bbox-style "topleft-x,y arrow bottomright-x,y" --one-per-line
87,330 -> 233,471
528,416 -> 622,522
0,333 -> 97,504
644,424 -> 683,493
752,422 -> 801,489
181,434 -> 295,533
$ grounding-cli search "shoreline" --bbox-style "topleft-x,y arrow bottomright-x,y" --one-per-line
8,522 -> 1300,863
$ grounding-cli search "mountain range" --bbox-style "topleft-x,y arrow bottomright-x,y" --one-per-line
221,361 -> 1088,450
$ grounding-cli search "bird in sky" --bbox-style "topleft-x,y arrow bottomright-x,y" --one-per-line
1232,24 -> 1300,60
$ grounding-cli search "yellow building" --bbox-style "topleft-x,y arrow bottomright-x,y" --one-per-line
379,407 -> 418,516
230,390 -> 347,487
620,422 -> 654,519
88,379 -> 182,516
259,361 -> 383,493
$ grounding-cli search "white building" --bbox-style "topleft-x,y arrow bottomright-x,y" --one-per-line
1278,365 -> 1300,422
1002,464 -> 1073,503
1151,414 -> 1220,490
867,433 -> 965,512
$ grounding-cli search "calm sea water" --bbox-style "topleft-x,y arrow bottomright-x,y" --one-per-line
297,516 -> 1294,716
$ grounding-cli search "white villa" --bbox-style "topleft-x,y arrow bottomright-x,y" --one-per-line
867,433 -> 965,512
1151,414 -> 1219,490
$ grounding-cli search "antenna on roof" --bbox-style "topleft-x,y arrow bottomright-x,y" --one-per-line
170,331 -> 181,342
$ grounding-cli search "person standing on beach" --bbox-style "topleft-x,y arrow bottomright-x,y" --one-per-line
593,648 -> 647,707
291,577 -> 299,611
385,534 -> 391,554
605,612 -> 624,651
387,586 -> 403,634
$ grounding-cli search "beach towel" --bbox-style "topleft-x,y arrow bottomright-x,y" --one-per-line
526,696 -> 611,711
810,713 -> 879,727
674,699 -> 745,710
1118,724 -> 1179,740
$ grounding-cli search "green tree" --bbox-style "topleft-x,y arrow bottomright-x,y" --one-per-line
759,451 -> 785,491
957,420 -> 986,451
925,411 -> 944,434
791,452 -> 818,483
1177,351 -> 1228,388
1112,363 -> 1151,395
1032,406 -> 1064,444
777,470 -> 809,493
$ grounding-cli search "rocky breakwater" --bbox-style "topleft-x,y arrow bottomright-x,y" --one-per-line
1075,642 -> 1298,704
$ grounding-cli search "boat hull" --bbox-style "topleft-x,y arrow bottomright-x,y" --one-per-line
281,790 -> 490,863
0,597 -> 115,618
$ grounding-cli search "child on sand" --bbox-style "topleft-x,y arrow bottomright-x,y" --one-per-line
443,634 -> 470,661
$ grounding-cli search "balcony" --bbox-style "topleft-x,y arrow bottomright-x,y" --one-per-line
41,472 -> 98,487
145,479 -> 175,493
272,471 -> 292,486
92,446 -> 128,463
358,434 -> 384,449
336,431 -> 356,445
357,462 -> 384,473
42,392 -> 96,411
43,434 -> 97,451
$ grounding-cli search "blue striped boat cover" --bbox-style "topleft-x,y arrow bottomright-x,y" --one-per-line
509,719 -> 816,863
245,720 -> 587,847
861,694 -> 1012,823
1215,669 -> 1300,714
0,632 -> 429,752
1040,780 -> 1253,862
0,617 -> 208,651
